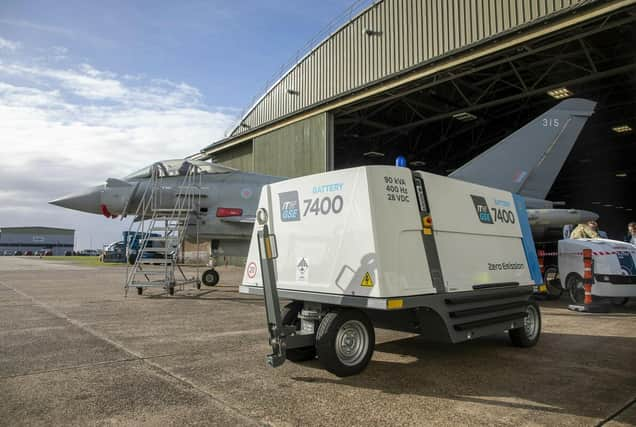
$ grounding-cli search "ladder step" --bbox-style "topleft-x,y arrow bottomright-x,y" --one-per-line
143,248 -> 177,252
143,237 -> 178,242
139,260 -> 173,264
153,217 -> 189,220
153,209 -> 192,213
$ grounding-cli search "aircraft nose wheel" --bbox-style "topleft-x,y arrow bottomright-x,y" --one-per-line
202,269 -> 220,286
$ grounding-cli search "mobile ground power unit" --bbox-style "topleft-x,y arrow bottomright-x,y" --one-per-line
559,239 -> 636,305
241,166 -> 543,376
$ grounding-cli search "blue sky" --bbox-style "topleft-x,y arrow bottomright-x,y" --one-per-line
2,0 -> 355,110
0,0 -> 362,249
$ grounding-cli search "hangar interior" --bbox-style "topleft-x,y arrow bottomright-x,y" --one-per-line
203,0 -> 636,239
331,6 -> 636,238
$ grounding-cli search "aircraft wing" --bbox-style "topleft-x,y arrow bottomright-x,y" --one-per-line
450,98 -> 596,200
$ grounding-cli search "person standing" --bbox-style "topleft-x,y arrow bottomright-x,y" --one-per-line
570,220 -> 600,239
625,222 -> 636,244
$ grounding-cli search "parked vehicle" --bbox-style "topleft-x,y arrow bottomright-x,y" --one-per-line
80,249 -> 100,256
102,241 -> 126,263
559,238 -> 636,305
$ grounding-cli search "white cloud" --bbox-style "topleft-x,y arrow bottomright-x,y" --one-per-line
0,55 -> 236,248
0,37 -> 20,51
0,63 -> 128,100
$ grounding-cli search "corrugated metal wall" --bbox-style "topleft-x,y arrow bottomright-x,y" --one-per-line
213,142 -> 254,171
252,113 -> 328,178
230,0 -> 589,138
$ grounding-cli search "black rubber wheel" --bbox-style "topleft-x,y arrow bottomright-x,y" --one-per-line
202,269 -> 219,286
316,309 -> 375,377
168,286 -> 175,296
610,297 -> 629,306
566,273 -> 585,304
128,253 -> 137,265
509,302 -> 541,348
196,281 -> 201,290
136,287 -> 143,296
281,302 -> 316,362
543,266 -> 563,299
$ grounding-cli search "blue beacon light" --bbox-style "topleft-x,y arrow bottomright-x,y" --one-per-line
395,156 -> 407,168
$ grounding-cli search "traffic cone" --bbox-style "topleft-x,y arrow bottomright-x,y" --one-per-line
568,249 -> 608,313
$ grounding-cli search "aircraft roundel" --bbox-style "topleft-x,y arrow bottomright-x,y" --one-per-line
241,188 -> 253,199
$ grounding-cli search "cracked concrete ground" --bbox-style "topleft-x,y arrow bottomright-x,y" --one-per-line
0,256 -> 634,426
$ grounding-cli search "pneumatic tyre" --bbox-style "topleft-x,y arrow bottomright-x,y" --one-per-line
509,302 -> 541,348
316,309 -> 375,377
566,273 -> 585,304
281,302 -> 316,362
202,269 -> 219,286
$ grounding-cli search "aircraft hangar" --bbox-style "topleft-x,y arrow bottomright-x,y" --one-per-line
200,0 -> 636,238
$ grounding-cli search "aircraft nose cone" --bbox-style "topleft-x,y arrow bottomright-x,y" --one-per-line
49,186 -> 103,215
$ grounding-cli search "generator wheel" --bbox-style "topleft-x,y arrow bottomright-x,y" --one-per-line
202,269 -> 219,287
136,287 -> 143,296
566,273 -> 585,304
509,302 -> 541,347
168,286 -> 175,296
316,309 -> 374,377
196,280 -> 201,290
281,302 -> 316,362
610,297 -> 629,306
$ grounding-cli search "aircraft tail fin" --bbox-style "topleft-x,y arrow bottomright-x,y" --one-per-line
450,98 -> 596,200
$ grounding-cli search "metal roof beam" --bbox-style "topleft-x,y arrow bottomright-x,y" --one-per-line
359,63 -> 636,139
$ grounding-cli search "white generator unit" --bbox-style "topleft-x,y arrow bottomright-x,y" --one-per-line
242,166 -> 543,376
559,238 -> 636,305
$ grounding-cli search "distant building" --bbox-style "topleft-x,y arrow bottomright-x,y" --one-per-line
0,227 -> 75,255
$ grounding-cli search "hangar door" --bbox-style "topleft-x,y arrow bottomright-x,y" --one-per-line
253,112 -> 333,178
213,141 -> 254,172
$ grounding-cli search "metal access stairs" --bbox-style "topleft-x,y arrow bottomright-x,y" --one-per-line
124,164 -> 203,296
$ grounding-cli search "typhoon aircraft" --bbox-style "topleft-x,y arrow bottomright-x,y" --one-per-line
50,98 -> 597,285
50,160 -> 281,285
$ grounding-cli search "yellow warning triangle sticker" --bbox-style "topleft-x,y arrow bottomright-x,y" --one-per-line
361,272 -> 374,287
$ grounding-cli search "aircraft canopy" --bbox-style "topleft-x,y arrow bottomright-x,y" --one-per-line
125,159 -> 237,180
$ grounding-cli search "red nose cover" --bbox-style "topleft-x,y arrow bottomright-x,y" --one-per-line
100,204 -> 118,219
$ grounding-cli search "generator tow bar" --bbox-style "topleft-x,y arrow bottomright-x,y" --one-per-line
256,208 -> 313,368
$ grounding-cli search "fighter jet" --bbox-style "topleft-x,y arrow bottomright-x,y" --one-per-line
50,159 -> 283,285
50,98 -> 596,284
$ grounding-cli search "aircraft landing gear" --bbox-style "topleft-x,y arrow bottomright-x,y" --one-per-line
202,269 -> 220,286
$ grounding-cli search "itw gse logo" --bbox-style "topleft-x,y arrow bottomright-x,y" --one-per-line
279,191 -> 301,222
470,195 -> 493,224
